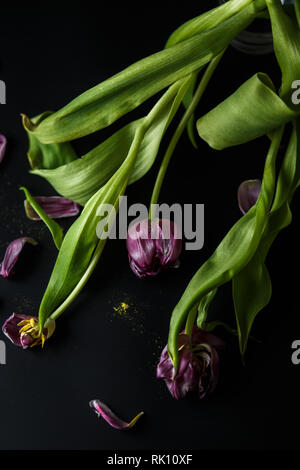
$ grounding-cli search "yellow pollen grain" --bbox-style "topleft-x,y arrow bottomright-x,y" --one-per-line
113,302 -> 130,316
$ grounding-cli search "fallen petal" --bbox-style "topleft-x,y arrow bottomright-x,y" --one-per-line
237,179 -> 261,214
0,134 -> 7,164
89,400 -> 143,430
0,237 -> 38,278
24,196 -> 80,220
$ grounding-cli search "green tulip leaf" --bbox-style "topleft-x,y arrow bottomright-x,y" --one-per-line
197,72 -> 297,150
37,82 -> 186,327
266,0 -> 300,107
26,112 -> 77,170
233,123 -> 299,356
22,2 -> 263,144
167,127 -> 283,373
196,289 -> 217,329
166,0 -> 261,47
28,76 -> 192,205
20,186 -> 64,250
232,250 -> 272,357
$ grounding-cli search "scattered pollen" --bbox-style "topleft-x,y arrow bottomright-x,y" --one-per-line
113,302 -> 130,317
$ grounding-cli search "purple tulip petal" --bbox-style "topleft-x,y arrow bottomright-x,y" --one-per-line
127,219 -> 182,279
191,326 -> 225,350
127,220 -> 155,265
24,196 -> 80,220
89,400 -> 144,430
0,237 -> 38,278
155,219 -> 182,265
237,179 -> 261,214
0,134 -> 7,164
2,313 -> 32,347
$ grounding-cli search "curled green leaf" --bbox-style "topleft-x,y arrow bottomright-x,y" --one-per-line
197,73 -> 297,150
20,187 -> 64,250
25,112 -> 77,170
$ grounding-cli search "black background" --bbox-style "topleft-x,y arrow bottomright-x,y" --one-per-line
0,3 -> 300,452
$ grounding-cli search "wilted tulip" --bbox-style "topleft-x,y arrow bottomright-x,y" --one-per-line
24,196 -> 80,220
237,179 -> 261,214
2,313 -> 55,349
126,218 -> 182,279
157,326 -> 223,400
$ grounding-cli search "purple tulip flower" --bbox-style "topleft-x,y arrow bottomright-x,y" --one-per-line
157,326 -> 224,400
126,218 -> 182,279
2,313 -> 55,349
237,179 -> 261,214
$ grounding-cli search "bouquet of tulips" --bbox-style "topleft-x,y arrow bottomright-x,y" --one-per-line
1,0 -> 300,427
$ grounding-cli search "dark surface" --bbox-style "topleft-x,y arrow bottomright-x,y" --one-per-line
0,4 -> 300,451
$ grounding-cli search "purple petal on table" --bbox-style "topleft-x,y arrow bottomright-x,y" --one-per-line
24,196 -> 81,220
89,400 -> 143,430
0,134 -> 7,164
0,237 -> 38,278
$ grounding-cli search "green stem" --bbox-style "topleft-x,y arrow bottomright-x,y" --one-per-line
184,305 -> 198,337
50,239 -> 107,321
295,0 -> 300,29
49,132 -> 144,322
149,49 -> 226,214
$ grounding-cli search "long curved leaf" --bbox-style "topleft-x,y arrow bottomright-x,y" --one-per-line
167,127 -> 283,372
166,0 -> 259,47
233,124 -> 299,355
22,3 -> 262,144
29,76 -> 192,205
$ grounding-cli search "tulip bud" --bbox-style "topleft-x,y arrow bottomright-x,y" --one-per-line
157,326 -> 224,400
2,313 -> 55,349
126,218 -> 182,279
237,179 -> 261,214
